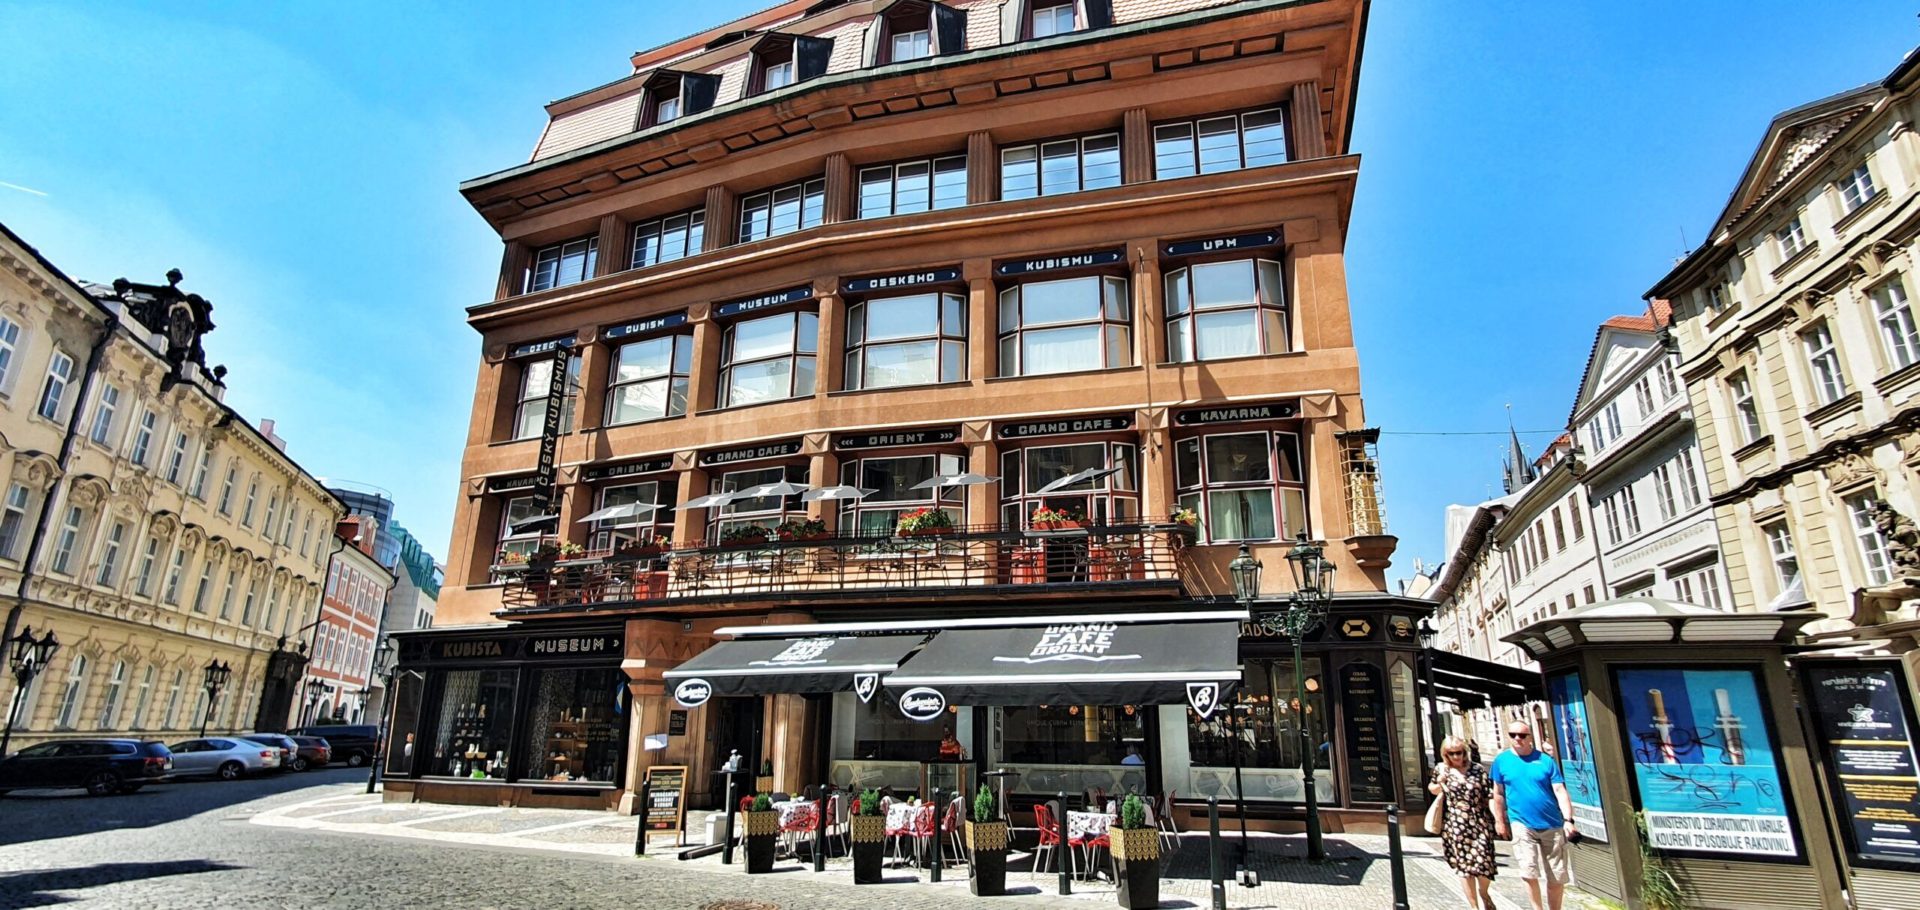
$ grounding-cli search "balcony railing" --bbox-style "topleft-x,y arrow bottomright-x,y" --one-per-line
495,521 -> 1198,612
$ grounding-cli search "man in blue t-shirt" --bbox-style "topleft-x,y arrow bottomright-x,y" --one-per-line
1489,721 -> 1577,910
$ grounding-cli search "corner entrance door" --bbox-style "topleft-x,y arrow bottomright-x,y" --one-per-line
707,695 -> 763,807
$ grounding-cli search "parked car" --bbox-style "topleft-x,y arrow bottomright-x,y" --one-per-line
286,735 -> 332,771
0,739 -> 172,797
238,733 -> 299,772
289,724 -> 377,767
167,738 -> 281,780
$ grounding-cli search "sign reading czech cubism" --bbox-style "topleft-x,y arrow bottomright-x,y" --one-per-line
1802,661 -> 1920,867
1614,666 -> 1797,858
1547,670 -> 1608,842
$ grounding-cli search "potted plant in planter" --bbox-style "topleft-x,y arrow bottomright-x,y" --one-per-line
755,759 -> 775,794
741,792 -> 779,873
1030,506 -> 1085,531
775,517 -> 830,541
721,524 -> 771,548
612,537 -> 668,560
849,788 -> 886,884
1111,794 -> 1161,909
897,507 -> 956,537
965,784 -> 1008,896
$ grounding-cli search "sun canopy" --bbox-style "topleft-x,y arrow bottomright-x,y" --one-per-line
1427,650 -> 1543,708
662,635 -> 928,707
882,621 -> 1241,715
575,502 -> 659,524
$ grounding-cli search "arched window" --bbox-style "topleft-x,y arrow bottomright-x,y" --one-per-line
844,292 -> 966,390
1163,259 -> 1289,362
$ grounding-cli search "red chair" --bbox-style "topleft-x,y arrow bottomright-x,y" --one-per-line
1030,802 -> 1063,879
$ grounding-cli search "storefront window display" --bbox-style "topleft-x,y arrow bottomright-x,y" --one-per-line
1000,704 -> 1148,796
1613,665 -> 1797,858
828,690 -> 963,793
431,669 -> 519,778
522,667 -> 626,783
385,671 -> 425,776
1182,657 -> 1333,802
1546,670 -> 1608,841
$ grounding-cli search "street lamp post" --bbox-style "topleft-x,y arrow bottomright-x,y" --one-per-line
366,638 -> 396,794
301,679 -> 325,727
1254,531 -> 1333,863
3,627 -> 60,756
1226,544 -> 1260,881
1416,617 -> 1442,762
200,659 -> 231,737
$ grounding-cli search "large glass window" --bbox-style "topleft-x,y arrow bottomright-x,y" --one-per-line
1730,371 -> 1763,444
89,384 -> 120,445
1164,259 -> 1289,361
1873,277 -> 1920,372
891,28 -> 931,62
0,484 -> 30,560
513,354 -> 580,440
845,293 -> 966,390
1030,1 -> 1076,37
523,667 -> 626,783
997,276 -> 1132,376
1153,108 -> 1288,179
590,481 -> 674,551
1000,442 -> 1139,527
714,464 -> 808,540
526,236 -> 598,293
606,335 -> 692,425
1001,134 -> 1120,200
719,311 -> 817,407
1184,657 -> 1331,802
738,178 -> 826,243
385,670 -> 425,775
1000,705 -> 1148,796
1848,494 -> 1895,586
1802,321 -> 1848,405
1174,432 -> 1305,542
630,208 -> 706,269
0,315 -> 18,390
496,496 -> 546,567
430,668 -> 518,778
859,156 -> 967,218
837,453 -> 964,535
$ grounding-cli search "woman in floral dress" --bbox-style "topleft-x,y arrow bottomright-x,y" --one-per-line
1428,735 -> 1496,909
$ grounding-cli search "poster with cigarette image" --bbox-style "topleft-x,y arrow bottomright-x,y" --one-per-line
1614,666 -> 1798,859
1546,670 -> 1608,842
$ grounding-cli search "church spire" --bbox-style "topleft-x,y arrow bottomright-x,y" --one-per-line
1501,406 -> 1537,494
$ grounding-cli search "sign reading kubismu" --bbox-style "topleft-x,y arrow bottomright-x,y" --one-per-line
994,249 -> 1124,276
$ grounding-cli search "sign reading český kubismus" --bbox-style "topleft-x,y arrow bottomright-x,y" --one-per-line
841,267 -> 960,294
1613,665 -> 1799,859
997,413 -> 1133,439
1802,661 -> 1920,868
1162,230 -> 1281,258
714,286 -> 812,319
533,344 -> 572,512
993,249 -> 1124,277
834,427 -> 960,450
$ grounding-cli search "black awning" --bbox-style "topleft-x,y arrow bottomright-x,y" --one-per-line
882,621 -> 1241,712
1428,651 -> 1543,708
663,635 -> 925,706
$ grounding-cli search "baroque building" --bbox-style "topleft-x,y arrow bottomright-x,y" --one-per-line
0,221 -> 343,749
397,0 -> 1525,829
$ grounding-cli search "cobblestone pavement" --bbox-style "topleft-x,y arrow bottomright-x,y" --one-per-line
0,774 -> 1610,909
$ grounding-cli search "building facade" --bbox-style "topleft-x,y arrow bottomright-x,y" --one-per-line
394,0 -> 1520,827
0,222 -> 343,750
302,516 -> 394,725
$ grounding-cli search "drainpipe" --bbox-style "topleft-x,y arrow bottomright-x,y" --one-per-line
1,313 -> 119,660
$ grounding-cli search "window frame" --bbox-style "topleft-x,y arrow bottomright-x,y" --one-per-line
844,291 -> 968,390
525,236 -> 599,294
1764,521 -> 1799,593
1163,258 -> 1290,363
605,333 -> 694,426
1029,1 -> 1076,37
837,453 -> 965,535
0,315 -> 19,393
996,275 -> 1133,377
1730,371 -> 1763,444
857,155 -> 967,219
717,310 -> 819,408
38,349 -> 74,422
512,354 -> 580,441
1872,277 -> 1920,372
999,133 -> 1121,200
1172,431 -> 1305,543
95,520 -> 127,588
1848,494 -> 1895,586
1839,163 -> 1877,214
630,207 -> 706,269
0,483 -> 28,560
89,383 -> 121,446
1802,321 -> 1848,405
1152,107 -> 1290,179
1776,215 -> 1809,261
1002,440 -> 1142,529
50,504 -> 85,575
737,178 -> 826,244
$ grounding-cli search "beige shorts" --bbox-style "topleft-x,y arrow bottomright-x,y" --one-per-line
1510,825 -> 1570,883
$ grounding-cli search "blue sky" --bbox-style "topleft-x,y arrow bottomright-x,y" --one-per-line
1,1 -> 1915,580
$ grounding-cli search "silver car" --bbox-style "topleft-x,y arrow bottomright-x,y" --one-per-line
166,737 -> 282,780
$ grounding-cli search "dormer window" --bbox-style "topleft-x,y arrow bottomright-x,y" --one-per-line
1031,2 -> 1075,37
866,0 -> 966,66
638,69 -> 721,129
748,33 -> 833,95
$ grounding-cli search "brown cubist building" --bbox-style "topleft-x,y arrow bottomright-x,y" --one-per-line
390,0 -> 1466,833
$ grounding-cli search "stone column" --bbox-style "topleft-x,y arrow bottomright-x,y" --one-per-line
967,131 -> 996,204
1289,81 -> 1326,160
816,288 -> 846,395
965,261 -> 995,382
495,242 -> 529,299
702,186 -> 735,251
1121,108 -> 1153,184
1130,238 -> 1164,367
822,152 -> 852,224
594,213 -> 627,277
684,305 -> 720,413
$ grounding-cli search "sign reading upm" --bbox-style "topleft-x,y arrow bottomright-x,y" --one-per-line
994,623 -> 1142,664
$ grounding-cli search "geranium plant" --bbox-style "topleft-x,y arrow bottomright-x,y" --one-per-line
1030,506 -> 1085,528
896,507 -> 956,536
775,517 -> 829,540
720,524 -> 771,547
1171,507 -> 1198,527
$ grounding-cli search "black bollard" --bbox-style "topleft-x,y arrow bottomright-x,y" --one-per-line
813,783 -> 829,873
1208,797 -> 1225,910
930,788 -> 943,882
1056,791 -> 1072,895
721,774 -> 739,866
1387,805 -> 1410,910
635,779 -> 653,856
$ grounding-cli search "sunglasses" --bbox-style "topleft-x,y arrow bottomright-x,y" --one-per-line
1508,732 -> 1532,740
1444,751 -> 1466,757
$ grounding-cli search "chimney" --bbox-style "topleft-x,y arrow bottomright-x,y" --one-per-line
258,418 -> 288,452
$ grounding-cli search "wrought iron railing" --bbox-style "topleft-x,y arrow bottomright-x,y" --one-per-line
495,522 -> 1198,611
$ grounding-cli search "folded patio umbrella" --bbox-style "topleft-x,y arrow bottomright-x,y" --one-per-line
800,485 -> 875,502
1036,465 -> 1120,493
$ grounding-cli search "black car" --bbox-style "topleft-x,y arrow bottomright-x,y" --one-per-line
289,724 -> 378,766
0,739 -> 172,796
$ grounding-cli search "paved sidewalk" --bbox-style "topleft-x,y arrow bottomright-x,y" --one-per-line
254,790 -> 1610,909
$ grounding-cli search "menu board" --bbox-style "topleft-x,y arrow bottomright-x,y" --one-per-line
1547,670 -> 1609,842
1340,661 -> 1392,804
1802,661 -> 1920,868
644,765 -> 689,843
1615,666 -> 1797,858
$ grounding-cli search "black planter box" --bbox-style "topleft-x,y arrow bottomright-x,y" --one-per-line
852,840 -> 884,883
971,849 -> 1007,895
745,833 -> 776,873
1111,828 -> 1161,909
